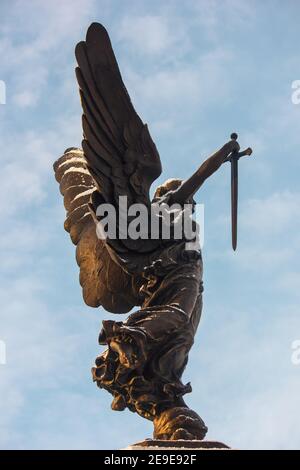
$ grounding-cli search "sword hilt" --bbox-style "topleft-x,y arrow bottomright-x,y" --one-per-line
228,132 -> 252,161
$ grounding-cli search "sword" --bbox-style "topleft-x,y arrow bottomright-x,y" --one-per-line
227,133 -> 252,251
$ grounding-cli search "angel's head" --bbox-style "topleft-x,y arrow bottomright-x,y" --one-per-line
153,178 -> 183,200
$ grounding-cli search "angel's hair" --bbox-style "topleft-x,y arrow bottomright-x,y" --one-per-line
153,178 -> 182,199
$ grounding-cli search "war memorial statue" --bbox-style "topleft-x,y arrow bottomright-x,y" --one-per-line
54,23 -> 252,446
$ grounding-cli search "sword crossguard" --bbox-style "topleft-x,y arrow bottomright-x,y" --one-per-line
237,147 -> 253,159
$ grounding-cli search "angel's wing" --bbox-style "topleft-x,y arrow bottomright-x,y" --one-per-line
75,23 -> 162,251
54,24 -> 164,312
54,148 -> 139,313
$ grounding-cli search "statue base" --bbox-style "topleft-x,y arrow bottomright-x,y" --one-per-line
126,439 -> 230,450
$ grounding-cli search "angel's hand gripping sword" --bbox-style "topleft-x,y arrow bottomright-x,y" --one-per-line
170,132 -> 252,251
226,133 -> 252,251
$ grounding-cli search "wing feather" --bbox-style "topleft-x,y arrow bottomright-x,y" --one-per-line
54,23 -> 163,313
75,22 -> 162,211
54,148 -> 139,312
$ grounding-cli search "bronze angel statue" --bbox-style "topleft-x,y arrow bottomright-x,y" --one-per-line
54,23 -> 252,442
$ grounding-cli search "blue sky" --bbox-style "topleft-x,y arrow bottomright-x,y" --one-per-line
0,0 -> 300,450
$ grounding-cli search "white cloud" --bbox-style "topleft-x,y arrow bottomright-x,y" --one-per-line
191,0 -> 256,42
13,91 -> 39,108
118,14 -> 192,57
119,15 -> 176,55
0,0 -> 95,108
211,189 -> 300,272
0,114 -> 82,217
275,271 -> 300,296
237,191 -> 300,271
240,191 -> 300,238
188,305 -> 300,449
122,46 -> 233,132
220,375 -> 300,450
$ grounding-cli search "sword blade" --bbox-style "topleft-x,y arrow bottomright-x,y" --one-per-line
231,157 -> 238,251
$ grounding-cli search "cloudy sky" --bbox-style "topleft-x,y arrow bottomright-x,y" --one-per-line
0,0 -> 300,450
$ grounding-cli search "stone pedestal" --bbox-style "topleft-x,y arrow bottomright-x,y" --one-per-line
126,439 -> 230,450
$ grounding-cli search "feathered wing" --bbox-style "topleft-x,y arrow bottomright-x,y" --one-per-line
75,22 -> 162,252
54,148 -> 139,313
54,23 -> 163,312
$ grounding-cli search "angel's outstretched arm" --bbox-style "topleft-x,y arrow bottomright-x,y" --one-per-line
170,138 -> 240,205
